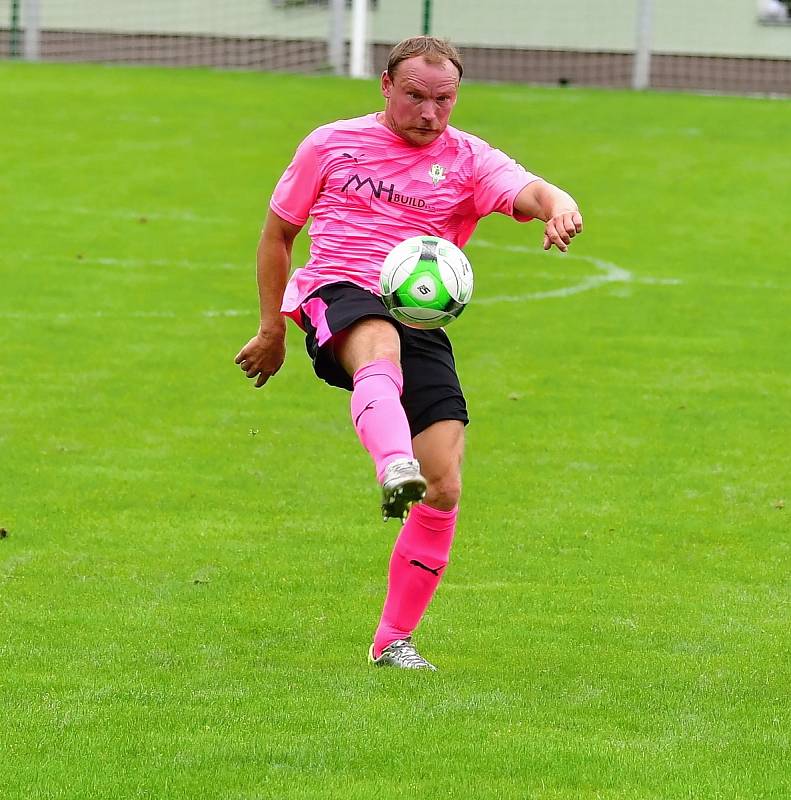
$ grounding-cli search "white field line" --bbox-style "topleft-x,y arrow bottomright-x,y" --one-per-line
0,309 -> 254,321
29,204 -> 236,225
19,254 -> 244,271
201,309 -> 254,317
79,256 -> 243,271
30,205 -> 239,225
0,243 -> 683,322
470,238 -> 681,303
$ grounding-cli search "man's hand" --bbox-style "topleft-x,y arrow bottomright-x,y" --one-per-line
543,210 -> 584,253
514,182 -> 584,254
234,322 -> 286,388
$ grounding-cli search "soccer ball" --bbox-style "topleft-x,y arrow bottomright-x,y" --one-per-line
379,235 -> 474,329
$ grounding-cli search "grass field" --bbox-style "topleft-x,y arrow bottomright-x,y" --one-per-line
1,62 -> 789,799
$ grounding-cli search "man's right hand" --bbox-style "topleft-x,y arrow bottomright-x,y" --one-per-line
234,323 -> 286,388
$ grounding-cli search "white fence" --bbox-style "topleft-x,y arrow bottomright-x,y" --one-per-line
2,0 -> 790,93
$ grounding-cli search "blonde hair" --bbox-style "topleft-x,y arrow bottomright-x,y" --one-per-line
386,36 -> 463,81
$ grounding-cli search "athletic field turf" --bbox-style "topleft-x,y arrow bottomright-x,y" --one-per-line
1,63 -> 789,799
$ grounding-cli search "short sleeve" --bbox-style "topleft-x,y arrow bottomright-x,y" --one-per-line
473,145 -> 541,222
270,135 -> 322,226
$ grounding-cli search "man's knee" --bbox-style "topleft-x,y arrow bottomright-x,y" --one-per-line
425,474 -> 461,511
413,419 -> 465,511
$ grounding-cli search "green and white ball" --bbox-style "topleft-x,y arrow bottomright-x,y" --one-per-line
379,236 -> 474,329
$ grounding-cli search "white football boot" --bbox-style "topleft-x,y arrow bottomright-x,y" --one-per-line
368,638 -> 438,671
380,458 -> 427,522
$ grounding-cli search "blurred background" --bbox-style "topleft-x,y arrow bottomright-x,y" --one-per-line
1,0 -> 789,94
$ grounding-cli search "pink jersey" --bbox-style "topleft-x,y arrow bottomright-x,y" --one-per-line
271,112 -> 540,322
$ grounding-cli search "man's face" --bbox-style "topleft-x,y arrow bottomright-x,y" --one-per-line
380,56 -> 460,146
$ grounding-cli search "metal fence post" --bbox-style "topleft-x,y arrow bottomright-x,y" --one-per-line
328,0 -> 345,75
423,0 -> 432,35
350,0 -> 370,78
24,0 -> 41,61
633,0 -> 653,89
10,0 -> 21,57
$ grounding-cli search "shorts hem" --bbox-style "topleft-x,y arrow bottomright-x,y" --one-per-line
409,405 -> 469,438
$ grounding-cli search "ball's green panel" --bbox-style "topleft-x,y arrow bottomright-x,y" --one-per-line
394,262 -> 454,311
380,243 -> 421,295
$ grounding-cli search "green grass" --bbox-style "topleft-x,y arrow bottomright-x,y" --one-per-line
1,62 -> 789,799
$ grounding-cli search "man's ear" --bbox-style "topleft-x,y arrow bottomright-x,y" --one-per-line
381,70 -> 392,99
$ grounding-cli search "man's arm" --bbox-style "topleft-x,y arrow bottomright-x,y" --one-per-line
514,179 -> 583,253
234,210 -> 303,388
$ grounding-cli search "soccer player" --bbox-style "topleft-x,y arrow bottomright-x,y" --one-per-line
235,36 -> 583,671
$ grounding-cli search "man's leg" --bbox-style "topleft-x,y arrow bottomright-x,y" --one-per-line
372,420 -> 464,662
334,318 -> 426,518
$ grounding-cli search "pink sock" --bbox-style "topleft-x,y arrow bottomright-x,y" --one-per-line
351,359 -> 414,482
373,503 -> 458,657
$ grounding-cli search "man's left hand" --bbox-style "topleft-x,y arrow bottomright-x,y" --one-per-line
543,210 -> 584,253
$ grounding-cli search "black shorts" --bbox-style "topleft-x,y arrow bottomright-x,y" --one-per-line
299,282 -> 469,437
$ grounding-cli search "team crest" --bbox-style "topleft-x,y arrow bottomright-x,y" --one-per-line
429,164 -> 446,187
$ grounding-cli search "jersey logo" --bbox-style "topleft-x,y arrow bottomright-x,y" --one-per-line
429,164 -> 446,187
341,173 -> 433,210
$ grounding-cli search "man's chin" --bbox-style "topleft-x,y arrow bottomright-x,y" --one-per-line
408,129 -> 441,145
